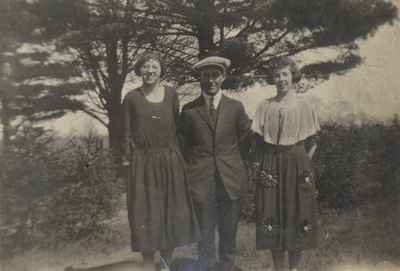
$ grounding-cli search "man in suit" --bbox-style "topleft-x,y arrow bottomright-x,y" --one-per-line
179,56 -> 251,271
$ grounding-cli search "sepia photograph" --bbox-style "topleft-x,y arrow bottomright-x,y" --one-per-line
1,0 -> 399,271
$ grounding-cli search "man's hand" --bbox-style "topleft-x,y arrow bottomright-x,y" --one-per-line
117,160 -> 130,182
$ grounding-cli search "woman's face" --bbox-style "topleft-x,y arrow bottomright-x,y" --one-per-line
140,59 -> 162,85
273,66 -> 293,95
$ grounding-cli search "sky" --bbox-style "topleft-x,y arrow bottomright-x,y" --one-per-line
48,2 -> 400,136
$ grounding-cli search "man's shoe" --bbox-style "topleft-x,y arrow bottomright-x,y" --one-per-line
193,262 -> 218,271
217,263 -> 243,271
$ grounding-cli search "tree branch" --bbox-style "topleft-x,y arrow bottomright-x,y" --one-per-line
85,86 -> 107,113
81,107 -> 108,127
254,29 -> 291,59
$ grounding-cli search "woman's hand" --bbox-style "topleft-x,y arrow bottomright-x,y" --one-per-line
307,144 -> 317,160
122,160 -> 130,167
117,159 -> 130,182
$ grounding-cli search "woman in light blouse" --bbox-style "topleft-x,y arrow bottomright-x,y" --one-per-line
252,57 -> 320,271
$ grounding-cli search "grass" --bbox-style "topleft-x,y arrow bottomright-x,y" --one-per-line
1,195 -> 399,271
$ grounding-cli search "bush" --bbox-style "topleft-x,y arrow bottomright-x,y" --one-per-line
313,122 -> 369,208
46,132 -> 123,241
313,118 -> 400,208
241,115 -> 400,219
367,115 -> 400,198
0,126 -> 122,256
305,117 -> 400,208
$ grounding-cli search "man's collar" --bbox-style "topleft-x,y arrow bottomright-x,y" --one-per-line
202,90 -> 222,106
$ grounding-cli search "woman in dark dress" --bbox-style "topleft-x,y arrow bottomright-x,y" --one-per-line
121,53 -> 199,271
251,57 -> 320,271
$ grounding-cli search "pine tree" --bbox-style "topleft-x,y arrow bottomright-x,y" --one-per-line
1,0 -> 88,151
139,0 -> 398,86
31,0 -> 398,155
33,0 -> 161,155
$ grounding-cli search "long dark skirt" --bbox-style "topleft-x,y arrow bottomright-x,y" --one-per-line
126,147 -> 200,252
255,142 -> 319,250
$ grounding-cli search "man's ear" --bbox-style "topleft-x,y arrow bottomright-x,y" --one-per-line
220,69 -> 227,79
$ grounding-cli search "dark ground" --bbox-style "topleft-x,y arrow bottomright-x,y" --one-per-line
1,194 -> 399,271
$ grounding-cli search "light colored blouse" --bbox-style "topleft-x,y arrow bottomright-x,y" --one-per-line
252,95 -> 320,145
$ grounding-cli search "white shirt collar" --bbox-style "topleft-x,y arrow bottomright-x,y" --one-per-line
202,90 -> 222,108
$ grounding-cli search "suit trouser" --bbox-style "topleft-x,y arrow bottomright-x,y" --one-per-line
194,172 -> 240,270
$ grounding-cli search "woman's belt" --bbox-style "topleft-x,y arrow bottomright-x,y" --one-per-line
263,141 -> 305,152
133,145 -> 180,154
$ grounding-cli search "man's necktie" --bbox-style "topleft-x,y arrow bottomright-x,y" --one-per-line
209,96 -> 216,127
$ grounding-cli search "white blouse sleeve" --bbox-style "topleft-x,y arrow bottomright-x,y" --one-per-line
298,98 -> 320,140
251,100 -> 266,136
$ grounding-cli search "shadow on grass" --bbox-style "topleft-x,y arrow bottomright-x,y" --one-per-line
64,257 -> 200,271
64,260 -> 142,271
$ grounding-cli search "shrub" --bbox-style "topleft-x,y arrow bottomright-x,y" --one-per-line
241,115 -> 400,219
0,126 -> 122,256
0,126 -> 61,253
367,115 -> 400,198
45,132 -> 123,242
313,122 -> 370,208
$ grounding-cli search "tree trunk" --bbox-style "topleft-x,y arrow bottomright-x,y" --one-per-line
106,39 -> 124,159
1,96 -> 11,152
107,100 -> 124,180
108,109 -> 122,156
107,94 -> 123,159
195,0 -> 216,58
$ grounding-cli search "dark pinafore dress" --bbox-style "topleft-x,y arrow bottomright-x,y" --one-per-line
121,86 -> 200,252
252,95 -> 321,250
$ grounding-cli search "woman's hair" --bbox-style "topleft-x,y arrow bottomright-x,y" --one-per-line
134,52 -> 165,77
267,56 -> 302,84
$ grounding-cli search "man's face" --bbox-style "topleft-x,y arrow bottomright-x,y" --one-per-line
199,66 -> 226,96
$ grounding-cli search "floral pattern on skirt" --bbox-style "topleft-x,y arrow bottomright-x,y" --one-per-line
255,142 -> 319,250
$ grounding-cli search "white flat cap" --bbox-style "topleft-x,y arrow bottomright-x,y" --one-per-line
192,56 -> 231,72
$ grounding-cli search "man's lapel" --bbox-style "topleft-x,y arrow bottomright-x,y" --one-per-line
215,94 -> 228,133
195,96 -> 214,133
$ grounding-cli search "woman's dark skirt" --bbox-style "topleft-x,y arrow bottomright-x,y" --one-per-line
126,146 -> 200,252
255,142 -> 319,251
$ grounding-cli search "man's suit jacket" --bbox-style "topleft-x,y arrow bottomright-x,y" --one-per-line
179,94 -> 251,203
